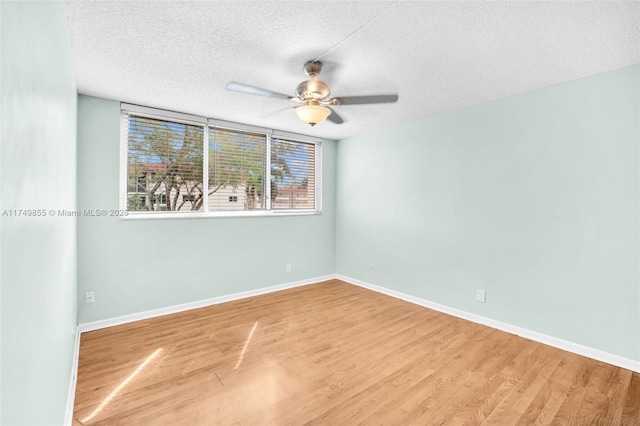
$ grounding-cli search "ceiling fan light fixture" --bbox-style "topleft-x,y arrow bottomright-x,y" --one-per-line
295,104 -> 331,126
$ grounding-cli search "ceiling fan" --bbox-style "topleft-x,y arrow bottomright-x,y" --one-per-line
226,61 -> 398,126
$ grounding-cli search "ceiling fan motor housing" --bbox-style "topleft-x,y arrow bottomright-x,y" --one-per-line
296,61 -> 330,101
296,79 -> 330,101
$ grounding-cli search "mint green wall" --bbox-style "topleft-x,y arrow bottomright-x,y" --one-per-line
77,95 -> 336,323
1,1 -> 78,424
336,66 -> 640,362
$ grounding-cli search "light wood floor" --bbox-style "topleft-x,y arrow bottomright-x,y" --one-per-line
73,279 -> 640,425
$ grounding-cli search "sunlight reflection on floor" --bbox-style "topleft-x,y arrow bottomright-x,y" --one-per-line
81,348 -> 163,423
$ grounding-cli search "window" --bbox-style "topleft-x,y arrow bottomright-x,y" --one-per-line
209,127 -> 265,212
121,104 -> 321,217
271,138 -> 316,210
125,115 -> 204,213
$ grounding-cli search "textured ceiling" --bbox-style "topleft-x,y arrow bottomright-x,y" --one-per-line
66,1 -> 640,140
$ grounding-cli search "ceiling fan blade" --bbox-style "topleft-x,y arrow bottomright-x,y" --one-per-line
226,82 -> 292,100
327,108 -> 344,124
335,94 -> 399,105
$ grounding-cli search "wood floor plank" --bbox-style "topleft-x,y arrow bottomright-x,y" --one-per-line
73,279 -> 640,425
622,372 -> 640,425
515,352 -> 580,425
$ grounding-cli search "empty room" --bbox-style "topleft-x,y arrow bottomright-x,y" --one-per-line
1,1 -> 639,425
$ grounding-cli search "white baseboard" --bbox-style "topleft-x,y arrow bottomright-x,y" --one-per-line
75,273 -> 639,374
336,274 -> 640,373
78,274 -> 337,333
64,326 -> 81,426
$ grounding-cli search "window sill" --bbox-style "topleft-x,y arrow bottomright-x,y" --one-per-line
119,210 -> 322,220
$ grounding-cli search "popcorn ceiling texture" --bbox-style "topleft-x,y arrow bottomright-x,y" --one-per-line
65,1 -> 639,140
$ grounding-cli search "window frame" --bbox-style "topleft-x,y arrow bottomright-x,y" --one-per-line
119,103 -> 322,219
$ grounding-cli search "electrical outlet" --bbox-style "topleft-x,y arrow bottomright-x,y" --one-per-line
369,265 -> 375,274
285,264 -> 292,273
85,291 -> 95,304
476,289 -> 486,303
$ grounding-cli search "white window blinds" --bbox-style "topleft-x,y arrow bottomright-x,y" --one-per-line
271,138 -> 317,210
126,115 -> 205,213
121,105 -> 321,217
208,128 -> 266,211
